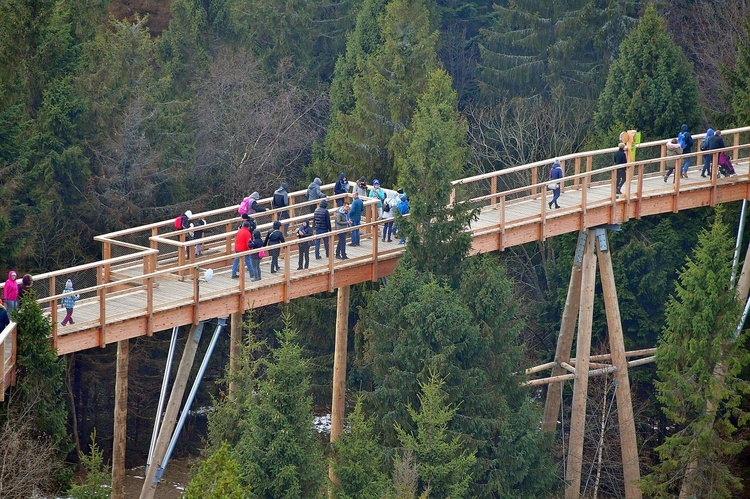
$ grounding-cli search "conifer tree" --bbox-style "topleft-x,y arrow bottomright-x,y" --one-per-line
208,315 -> 326,495
184,442 -> 248,499
67,431 -> 111,499
724,15 -> 750,126
324,0 -> 439,186
330,395 -> 390,499
396,68 -> 477,281
593,4 -> 701,140
394,371 -> 476,498
642,208 -> 749,498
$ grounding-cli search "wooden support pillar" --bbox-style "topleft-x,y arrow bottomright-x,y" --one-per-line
565,231 -> 596,499
111,339 -> 129,499
140,323 -> 204,499
228,312 -> 242,397
597,233 -> 642,499
329,285 -> 350,487
542,258 -> 583,432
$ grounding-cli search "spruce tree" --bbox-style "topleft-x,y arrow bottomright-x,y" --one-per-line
642,208 -> 749,498
593,4 -> 701,140
394,371 -> 476,498
395,68 -> 477,282
330,395 -> 390,499
325,0 -> 439,186
184,442 -> 248,499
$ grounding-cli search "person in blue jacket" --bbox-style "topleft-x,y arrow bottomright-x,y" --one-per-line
349,192 -> 364,246
548,160 -> 563,209
334,173 -> 349,207
396,193 -> 409,244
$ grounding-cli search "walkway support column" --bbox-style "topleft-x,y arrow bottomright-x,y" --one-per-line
111,339 -> 129,499
565,231 -> 596,499
329,285 -> 350,486
140,323 -> 205,499
596,229 -> 642,499
543,231 -> 586,432
229,312 -> 243,397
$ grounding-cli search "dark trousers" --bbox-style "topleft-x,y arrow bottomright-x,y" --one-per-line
298,243 -> 310,269
270,250 -> 280,273
315,228 -> 329,257
616,168 -> 626,193
336,232 -> 348,258
383,221 -> 394,241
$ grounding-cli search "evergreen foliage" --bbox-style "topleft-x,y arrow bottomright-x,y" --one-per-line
724,15 -> 750,126
330,395 -> 390,499
323,0 -> 439,185
478,0 -> 638,102
394,371 -> 476,498
366,257 -> 558,497
9,291 -> 71,457
593,4 -> 701,141
207,315 -> 326,496
396,68 -> 477,281
643,208 -> 749,498
185,441 -> 248,498
67,430 -> 111,499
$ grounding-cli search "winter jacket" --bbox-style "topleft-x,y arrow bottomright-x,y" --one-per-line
249,231 -> 264,260
314,205 -> 332,231
273,184 -> 289,209
307,178 -> 325,202
335,209 -> 350,230
234,226 -> 252,253
3,271 -> 18,301
349,198 -> 364,223
264,222 -> 286,257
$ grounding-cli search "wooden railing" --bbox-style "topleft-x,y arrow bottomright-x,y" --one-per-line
1,126 -> 750,387
0,321 -> 17,401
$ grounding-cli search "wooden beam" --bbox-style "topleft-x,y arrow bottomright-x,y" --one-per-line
598,234 -> 642,499
228,312 -> 242,398
542,237 -> 584,432
565,231 -> 596,499
111,339 -> 129,499
329,285 -> 351,488
140,323 -> 204,499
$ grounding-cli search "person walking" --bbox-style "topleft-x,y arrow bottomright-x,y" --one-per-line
335,202 -> 351,259
614,143 -> 627,195
664,138 -> 682,182
264,220 -> 286,273
334,173 -> 349,207
296,220 -> 312,270
247,192 -> 266,214
249,230 -> 264,281
548,159 -> 563,209
272,183 -> 290,234
313,199 -> 332,259
0,300 -> 9,332
678,124 -> 694,178
700,128 -> 716,177
3,271 -> 18,315
231,221 -> 254,279
193,218 -> 207,257
396,193 -> 409,244
60,279 -> 80,326
307,177 -> 325,213
349,191 -> 364,246
368,179 -> 386,219
709,129 -> 726,177
381,193 -> 396,242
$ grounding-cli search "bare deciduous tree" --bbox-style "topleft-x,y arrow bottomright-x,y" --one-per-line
191,48 -> 327,205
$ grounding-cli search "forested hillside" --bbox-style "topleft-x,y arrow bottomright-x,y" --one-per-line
3,0 -> 750,497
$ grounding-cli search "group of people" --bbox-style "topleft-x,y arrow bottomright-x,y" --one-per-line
229,174 -> 410,280
663,124 -> 735,181
0,271 -> 79,327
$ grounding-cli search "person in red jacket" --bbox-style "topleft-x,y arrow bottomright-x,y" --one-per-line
231,221 -> 254,279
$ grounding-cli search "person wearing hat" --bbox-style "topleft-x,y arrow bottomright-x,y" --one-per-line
548,160 -> 563,209
307,177 -> 325,213
272,182 -> 290,234
334,173 -> 350,207
264,220 -> 286,273
3,271 -> 19,315
313,199 -> 332,259
355,177 -> 369,198
368,179 -> 386,219
231,221 -> 255,279
60,279 -> 80,326
614,142 -> 627,195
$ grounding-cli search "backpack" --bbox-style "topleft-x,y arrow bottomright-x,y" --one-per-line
678,132 -> 687,150
700,136 -> 710,151
238,197 -> 250,215
174,216 -> 183,229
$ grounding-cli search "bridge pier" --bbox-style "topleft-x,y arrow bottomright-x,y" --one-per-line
329,284 -> 350,488
542,229 -> 642,499
228,312 -> 242,397
111,339 -> 129,499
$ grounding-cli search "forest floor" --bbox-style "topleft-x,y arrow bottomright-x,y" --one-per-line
123,456 -> 198,498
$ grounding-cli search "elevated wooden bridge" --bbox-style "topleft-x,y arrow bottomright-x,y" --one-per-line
2,127 -> 750,390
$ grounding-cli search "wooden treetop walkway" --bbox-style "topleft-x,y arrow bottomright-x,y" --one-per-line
3,126 -> 750,396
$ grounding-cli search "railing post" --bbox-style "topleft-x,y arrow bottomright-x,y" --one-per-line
574,157 -> 581,188
531,168 -> 538,198
102,242 -> 112,282
490,176 -> 497,206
